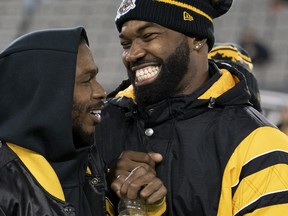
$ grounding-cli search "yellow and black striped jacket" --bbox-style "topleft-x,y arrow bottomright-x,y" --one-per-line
96,62 -> 288,215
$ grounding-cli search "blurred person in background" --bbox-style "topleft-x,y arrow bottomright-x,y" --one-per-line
238,30 -> 271,67
277,106 -> 288,135
208,42 -> 262,112
95,0 -> 288,215
269,0 -> 288,12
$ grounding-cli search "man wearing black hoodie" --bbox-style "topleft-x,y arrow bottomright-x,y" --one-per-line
0,26 -> 108,215
0,26 -> 167,216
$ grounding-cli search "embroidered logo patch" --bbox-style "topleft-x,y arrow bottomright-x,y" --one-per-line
115,0 -> 136,21
183,11 -> 193,21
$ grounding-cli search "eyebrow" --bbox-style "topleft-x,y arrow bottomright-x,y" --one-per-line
119,22 -> 158,39
83,68 -> 98,78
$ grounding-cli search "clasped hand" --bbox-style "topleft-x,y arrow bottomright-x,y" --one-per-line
110,150 -> 167,204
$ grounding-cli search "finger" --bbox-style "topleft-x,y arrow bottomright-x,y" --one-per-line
124,166 -> 142,181
148,152 -> 163,163
113,169 -> 130,181
111,174 -> 126,198
121,166 -> 149,199
120,151 -> 157,168
139,179 -> 167,204
116,156 -> 156,175
145,185 -> 167,204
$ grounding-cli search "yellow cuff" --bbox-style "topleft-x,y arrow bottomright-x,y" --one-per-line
147,197 -> 166,216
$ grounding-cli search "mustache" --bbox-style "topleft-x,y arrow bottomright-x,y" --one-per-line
87,100 -> 105,112
72,101 -> 104,114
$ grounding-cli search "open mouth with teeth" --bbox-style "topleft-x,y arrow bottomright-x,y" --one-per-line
90,110 -> 102,123
135,66 -> 160,85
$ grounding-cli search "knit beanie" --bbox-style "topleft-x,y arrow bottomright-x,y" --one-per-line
208,43 -> 254,73
208,43 -> 262,112
115,0 -> 233,50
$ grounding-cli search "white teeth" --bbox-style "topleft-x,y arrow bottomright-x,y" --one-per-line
95,113 -> 101,121
90,110 -> 101,121
136,66 -> 160,82
90,110 -> 101,115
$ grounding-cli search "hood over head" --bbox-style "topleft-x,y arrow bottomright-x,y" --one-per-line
0,26 -> 88,162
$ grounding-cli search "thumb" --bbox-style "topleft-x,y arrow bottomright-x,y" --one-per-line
148,152 -> 163,163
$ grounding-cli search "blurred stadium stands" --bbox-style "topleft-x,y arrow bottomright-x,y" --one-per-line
0,0 -> 288,123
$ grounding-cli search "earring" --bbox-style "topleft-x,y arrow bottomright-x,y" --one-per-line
195,43 -> 201,50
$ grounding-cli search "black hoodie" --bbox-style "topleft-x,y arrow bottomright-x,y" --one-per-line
0,26 -> 94,215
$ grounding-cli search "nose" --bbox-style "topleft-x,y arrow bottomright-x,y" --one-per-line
124,39 -> 146,63
91,80 -> 106,101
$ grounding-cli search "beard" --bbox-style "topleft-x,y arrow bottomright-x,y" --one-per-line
72,102 -> 94,149
129,38 -> 190,109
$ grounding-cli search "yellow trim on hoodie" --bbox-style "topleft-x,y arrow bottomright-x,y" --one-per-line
116,69 -> 239,102
116,84 -> 135,100
106,198 -> 116,216
86,166 -> 92,175
198,69 -> 239,100
7,142 -> 65,201
147,197 -> 167,216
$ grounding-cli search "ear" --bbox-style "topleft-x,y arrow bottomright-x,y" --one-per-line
193,38 -> 207,51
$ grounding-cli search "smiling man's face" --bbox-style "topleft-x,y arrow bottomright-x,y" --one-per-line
72,42 -> 106,146
119,21 -> 190,107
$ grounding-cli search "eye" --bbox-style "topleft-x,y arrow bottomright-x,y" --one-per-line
83,74 -> 95,83
120,40 -> 131,49
83,77 -> 91,83
142,33 -> 157,41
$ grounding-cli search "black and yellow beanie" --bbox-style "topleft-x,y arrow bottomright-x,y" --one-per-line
208,43 -> 254,73
208,43 -> 262,112
115,0 -> 233,50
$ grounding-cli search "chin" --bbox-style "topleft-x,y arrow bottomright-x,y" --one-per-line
86,127 -> 96,135
72,125 -> 95,148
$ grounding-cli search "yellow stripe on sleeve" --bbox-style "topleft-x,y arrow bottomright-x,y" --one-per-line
217,127 -> 288,216
233,164 -> 288,214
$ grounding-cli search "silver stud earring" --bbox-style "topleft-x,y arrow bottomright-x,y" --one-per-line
196,43 -> 201,49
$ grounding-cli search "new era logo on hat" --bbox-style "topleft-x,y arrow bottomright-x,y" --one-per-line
183,11 -> 194,21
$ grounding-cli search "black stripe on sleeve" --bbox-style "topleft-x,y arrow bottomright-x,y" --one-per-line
232,150 -> 288,196
234,190 -> 288,216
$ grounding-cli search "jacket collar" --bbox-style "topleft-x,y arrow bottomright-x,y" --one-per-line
109,62 -> 251,123
6,142 -> 65,201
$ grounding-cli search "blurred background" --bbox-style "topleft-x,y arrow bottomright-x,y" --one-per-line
0,0 -> 288,127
